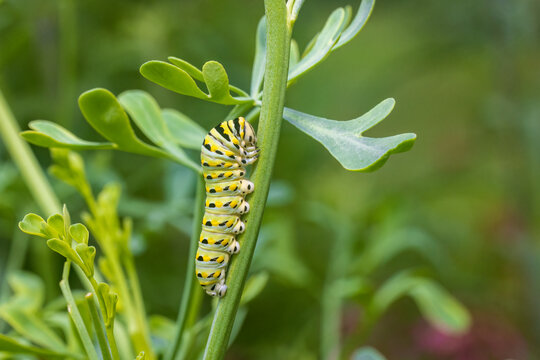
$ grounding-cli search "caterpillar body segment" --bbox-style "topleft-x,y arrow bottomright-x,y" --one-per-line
196,117 -> 258,297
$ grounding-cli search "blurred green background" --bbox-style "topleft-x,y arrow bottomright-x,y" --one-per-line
1,0 -> 539,359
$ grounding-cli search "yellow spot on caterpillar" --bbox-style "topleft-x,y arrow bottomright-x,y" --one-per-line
203,256 -> 211,262
201,272 -> 208,278
213,271 -> 221,278
230,184 -> 237,190
215,201 -> 223,208
222,239 -> 229,245
215,186 -> 223,192
211,219 -> 219,226
216,256 -> 224,262
224,171 -> 233,177
226,220 -> 234,227
229,201 -> 238,208
208,238 -> 215,245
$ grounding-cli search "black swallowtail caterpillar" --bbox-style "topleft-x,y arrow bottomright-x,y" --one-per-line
196,117 -> 259,297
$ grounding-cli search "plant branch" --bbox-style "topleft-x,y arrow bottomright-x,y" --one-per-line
0,89 -> 61,300
165,176 -> 205,360
0,90 -> 61,215
202,0 -> 292,358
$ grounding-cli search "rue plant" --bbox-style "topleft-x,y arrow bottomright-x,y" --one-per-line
0,1 -> 470,359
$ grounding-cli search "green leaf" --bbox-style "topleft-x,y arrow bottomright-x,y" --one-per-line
332,276 -> 372,298
18,213 -> 47,238
288,8 -> 347,82
333,0 -> 376,50
354,227 -> 447,275
202,61 -> 246,105
162,108 -> 206,150
78,88 -> 166,158
290,0 -> 306,21
250,16 -> 267,98
46,214 -> 65,238
118,90 -> 199,171
70,223 -> 89,245
254,220 -> 313,289
140,61 -> 208,99
168,57 -> 204,81
282,99 -> 416,171
0,306 -> 67,351
289,39 -> 300,69
410,281 -> 471,335
370,271 -> 471,335
351,346 -> 387,360
75,244 -> 96,277
240,272 -> 269,305
21,120 -> 115,150
118,90 -> 176,148
5,271 -> 44,311
97,283 -> 118,326
0,334 -> 78,358
46,239 -> 84,270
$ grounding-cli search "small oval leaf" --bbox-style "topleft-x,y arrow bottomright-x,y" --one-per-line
19,213 -> 47,238
168,56 -> 205,81
70,223 -> 89,245
46,238 -> 83,269
78,88 -> 166,158
140,61 -> 208,99
21,120 -> 115,150
202,61 -> 246,105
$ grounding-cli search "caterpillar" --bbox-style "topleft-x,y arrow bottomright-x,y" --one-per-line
196,117 -> 259,297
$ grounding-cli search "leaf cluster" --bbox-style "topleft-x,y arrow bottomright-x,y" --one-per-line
21,0 -> 415,173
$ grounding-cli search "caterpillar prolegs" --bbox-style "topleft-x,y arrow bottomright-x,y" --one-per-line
196,117 -> 259,297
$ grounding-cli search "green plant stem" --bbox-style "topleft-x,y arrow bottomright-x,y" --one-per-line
0,89 -> 61,300
202,0 -> 291,358
108,248 -> 154,359
60,261 -> 100,360
0,90 -> 61,215
87,276 -> 120,360
165,176 -> 205,360
85,293 -> 114,360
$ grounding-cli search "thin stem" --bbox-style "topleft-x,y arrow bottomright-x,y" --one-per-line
87,276 -> 120,360
0,89 -> 61,299
85,293 -> 113,360
165,176 -> 205,360
60,262 -> 100,360
0,90 -> 61,215
202,0 -> 292,358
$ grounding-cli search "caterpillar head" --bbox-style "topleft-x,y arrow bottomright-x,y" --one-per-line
239,180 -> 254,195
242,119 -> 257,149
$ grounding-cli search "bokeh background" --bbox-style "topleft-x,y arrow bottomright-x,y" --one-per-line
1,0 -> 539,359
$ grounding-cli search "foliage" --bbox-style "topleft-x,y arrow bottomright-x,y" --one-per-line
2,0 -> 536,359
